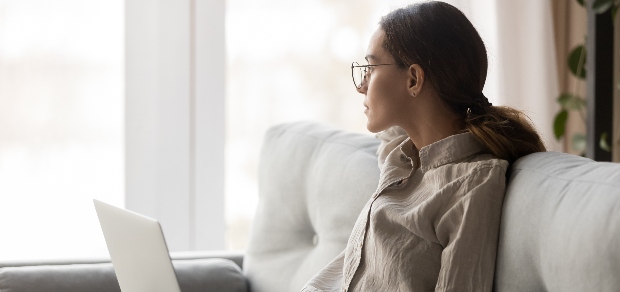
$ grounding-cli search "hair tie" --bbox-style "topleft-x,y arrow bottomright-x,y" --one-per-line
477,92 -> 492,107
468,92 -> 492,115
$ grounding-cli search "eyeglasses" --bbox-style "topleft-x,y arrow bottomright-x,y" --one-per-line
351,62 -> 395,89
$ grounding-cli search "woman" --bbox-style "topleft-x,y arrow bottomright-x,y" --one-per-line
302,1 -> 545,292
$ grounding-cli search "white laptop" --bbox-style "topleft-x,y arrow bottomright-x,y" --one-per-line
93,199 -> 182,292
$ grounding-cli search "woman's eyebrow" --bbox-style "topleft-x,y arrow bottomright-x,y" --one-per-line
365,55 -> 377,62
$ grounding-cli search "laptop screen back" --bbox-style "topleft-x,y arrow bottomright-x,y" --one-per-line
94,199 -> 181,292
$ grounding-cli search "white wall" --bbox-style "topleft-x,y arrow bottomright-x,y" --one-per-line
125,0 -> 225,251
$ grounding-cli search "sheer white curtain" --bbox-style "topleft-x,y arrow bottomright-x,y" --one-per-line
447,0 -> 562,151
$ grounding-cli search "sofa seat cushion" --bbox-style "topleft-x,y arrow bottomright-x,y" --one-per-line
495,152 -> 620,291
0,258 -> 247,292
244,122 -> 380,292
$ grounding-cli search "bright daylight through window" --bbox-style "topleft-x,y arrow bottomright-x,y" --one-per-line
0,0 -> 123,261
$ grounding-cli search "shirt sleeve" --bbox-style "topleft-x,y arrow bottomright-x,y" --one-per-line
434,164 -> 507,292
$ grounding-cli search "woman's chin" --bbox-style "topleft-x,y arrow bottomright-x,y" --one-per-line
366,121 -> 383,133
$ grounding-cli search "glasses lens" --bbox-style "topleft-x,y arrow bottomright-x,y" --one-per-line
352,63 -> 365,89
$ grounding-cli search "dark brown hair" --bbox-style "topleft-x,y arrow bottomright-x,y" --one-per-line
380,1 -> 545,164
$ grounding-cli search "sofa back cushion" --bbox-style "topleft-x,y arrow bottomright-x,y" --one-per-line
244,122 -> 380,292
495,152 -> 620,291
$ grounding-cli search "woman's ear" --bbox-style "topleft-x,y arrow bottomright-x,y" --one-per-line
407,64 -> 424,97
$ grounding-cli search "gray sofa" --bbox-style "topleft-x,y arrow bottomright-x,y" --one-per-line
0,252 -> 247,292
1,121 -> 619,292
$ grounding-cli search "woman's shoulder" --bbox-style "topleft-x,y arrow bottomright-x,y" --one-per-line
449,154 -> 508,183
454,154 -> 509,195
465,153 -> 509,174
430,153 -> 508,190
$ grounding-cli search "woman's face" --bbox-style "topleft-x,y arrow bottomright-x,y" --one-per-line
358,29 -> 412,133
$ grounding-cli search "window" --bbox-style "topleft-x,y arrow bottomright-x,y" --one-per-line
0,0 -> 123,261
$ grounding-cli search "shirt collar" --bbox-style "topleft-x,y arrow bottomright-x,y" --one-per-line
414,132 -> 487,173
380,132 -> 487,188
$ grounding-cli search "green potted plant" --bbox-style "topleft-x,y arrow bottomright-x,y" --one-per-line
553,0 -> 618,155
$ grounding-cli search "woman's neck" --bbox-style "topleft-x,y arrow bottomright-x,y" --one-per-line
401,102 -> 463,150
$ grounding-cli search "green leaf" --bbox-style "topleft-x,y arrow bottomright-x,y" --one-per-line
568,45 -> 586,79
553,110 -> 568,140
600,132 -> 611,152
572,133 -> 587,153
557,93 -> 586,110
577,0 -> 585,6
593,0 -> 614,14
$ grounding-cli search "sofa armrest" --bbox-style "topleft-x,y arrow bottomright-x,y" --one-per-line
174,258 -> 247,292
0,253 -> 247,292
0,257 -> 112,268
171,250 -> 244,269
0,250 -> 245,269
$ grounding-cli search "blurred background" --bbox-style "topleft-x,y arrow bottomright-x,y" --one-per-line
0,0 -> 590,261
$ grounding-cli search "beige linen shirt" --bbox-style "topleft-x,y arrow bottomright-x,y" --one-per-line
301,126 -> 509,292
